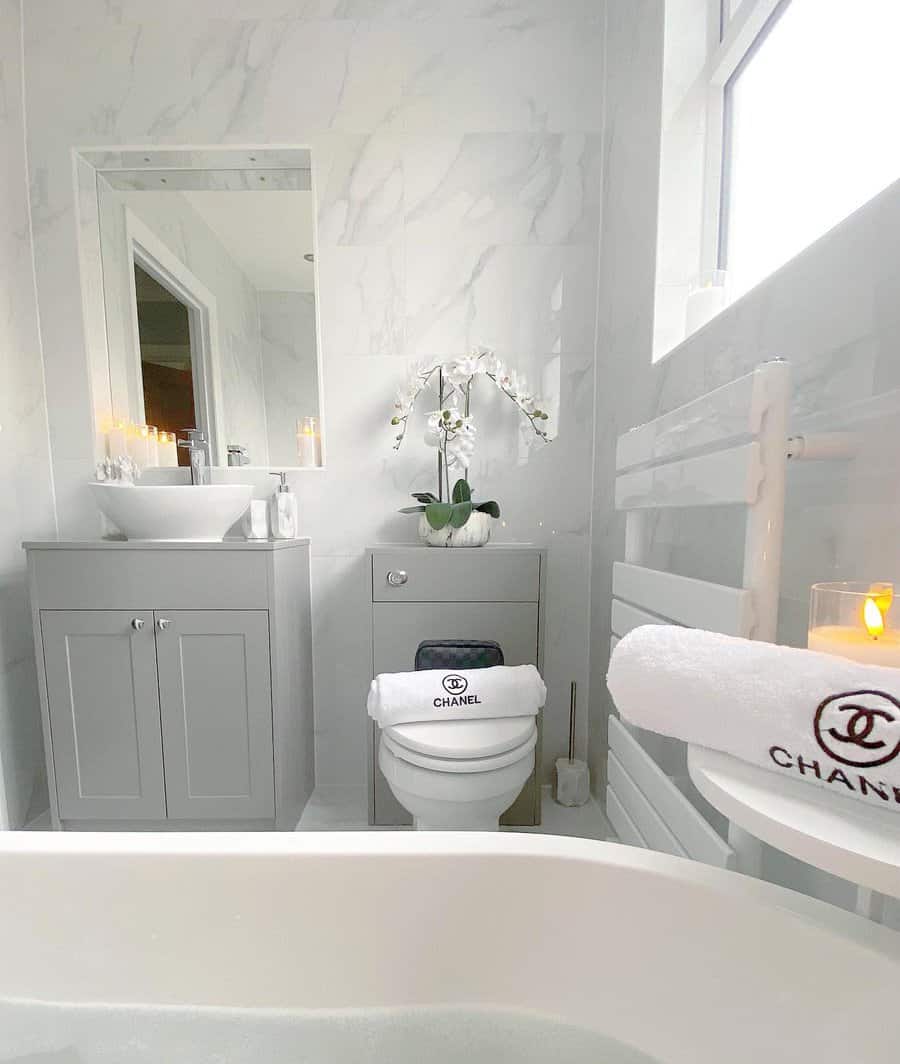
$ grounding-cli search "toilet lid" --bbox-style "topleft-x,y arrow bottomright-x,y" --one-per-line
384,715 -> 537,760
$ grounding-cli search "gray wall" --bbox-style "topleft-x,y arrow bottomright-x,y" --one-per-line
0,0 -> 56,827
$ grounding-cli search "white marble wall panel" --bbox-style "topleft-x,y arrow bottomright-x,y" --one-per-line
22,1 -> 606,789
590,0 -> 900,921
0,0 -> 56,828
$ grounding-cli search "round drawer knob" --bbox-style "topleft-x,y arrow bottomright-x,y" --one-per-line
386,569 -> 408,587
130,617 -> 145,631
157,618 -> 172,631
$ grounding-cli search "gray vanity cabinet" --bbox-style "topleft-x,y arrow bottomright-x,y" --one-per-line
41,609 -> 167,820
26,540 -> 314,831
367,545 -> 546,827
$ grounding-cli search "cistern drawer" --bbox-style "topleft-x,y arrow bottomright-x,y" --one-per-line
371,550 -> 541,603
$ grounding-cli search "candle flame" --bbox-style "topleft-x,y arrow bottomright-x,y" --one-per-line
864,597 -> 885,639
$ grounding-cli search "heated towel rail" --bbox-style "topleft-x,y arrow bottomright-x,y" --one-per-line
607,359 -> 791,871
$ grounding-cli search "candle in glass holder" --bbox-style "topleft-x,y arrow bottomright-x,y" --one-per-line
808,582 -> 900,667
146,425 -> 159,467
157,431 -> 178,468
107,418 -> 129,458
296,416 -> 319,467
127,424 -> 151,467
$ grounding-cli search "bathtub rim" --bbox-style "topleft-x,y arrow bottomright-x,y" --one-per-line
0,829 -> 896,960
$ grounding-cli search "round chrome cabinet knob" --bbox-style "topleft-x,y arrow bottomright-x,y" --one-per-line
386,570 -> 408,587
130,618 -> 145,631
157,618 -> 172,631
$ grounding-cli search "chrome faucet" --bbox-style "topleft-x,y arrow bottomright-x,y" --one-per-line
177,429 -> 211,485
226,443 -> 250,467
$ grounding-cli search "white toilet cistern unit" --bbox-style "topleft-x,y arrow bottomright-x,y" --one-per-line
367,664 -> 546,830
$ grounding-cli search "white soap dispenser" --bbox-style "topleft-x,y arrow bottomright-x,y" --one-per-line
268,471 -> 298,540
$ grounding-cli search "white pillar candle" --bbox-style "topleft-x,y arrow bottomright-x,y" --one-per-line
107,419 -> 129,458
808,626 -> 900,667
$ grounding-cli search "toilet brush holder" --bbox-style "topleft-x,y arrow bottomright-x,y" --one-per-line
553,682 -> 590,807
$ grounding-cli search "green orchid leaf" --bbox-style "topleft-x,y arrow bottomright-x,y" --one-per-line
425,502 -> 453,530
399,505 -> 427,514
475,500 -> 500,519
449,501 -> 473,528
411,491 -> 439,504
451,478 -> 471,504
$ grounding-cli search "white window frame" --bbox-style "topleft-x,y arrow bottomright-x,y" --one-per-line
704,0 -> 790,278
123,208 -> 225,461
652,0 -> 788,362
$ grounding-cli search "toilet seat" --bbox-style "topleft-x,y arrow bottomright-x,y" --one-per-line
382,718 -> 537,774
385,714 -> 536,758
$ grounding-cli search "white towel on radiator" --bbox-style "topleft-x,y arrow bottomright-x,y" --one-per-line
607,625 -> 900,812
367,664 -> 546,728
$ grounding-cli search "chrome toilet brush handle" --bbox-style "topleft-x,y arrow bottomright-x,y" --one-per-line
554,680 -> 590,807
568,682 -> 577,763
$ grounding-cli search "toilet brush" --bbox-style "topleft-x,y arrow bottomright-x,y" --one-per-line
553,682 -> 590,807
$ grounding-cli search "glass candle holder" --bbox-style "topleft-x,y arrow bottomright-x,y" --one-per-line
146,425 -> 158,467
156,431 -> 178,468
296,416 -> 320,467
808,581 -> 900,666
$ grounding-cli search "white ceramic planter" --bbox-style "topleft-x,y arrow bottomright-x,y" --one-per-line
418,510 -> 494,547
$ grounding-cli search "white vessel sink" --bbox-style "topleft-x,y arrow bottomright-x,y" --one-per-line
90,483 -> 253,542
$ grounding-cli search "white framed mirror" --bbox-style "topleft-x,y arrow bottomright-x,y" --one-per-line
81,147 -> 324,470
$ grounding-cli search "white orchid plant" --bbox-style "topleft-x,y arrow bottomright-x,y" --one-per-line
390,346 -> 553,531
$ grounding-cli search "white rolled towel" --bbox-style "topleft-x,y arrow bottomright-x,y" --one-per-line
607,625 -> 900,812
367,664 -> 547,729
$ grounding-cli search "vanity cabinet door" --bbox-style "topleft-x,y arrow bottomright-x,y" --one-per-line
154,610 -> 275,820
40,610 -> 166,820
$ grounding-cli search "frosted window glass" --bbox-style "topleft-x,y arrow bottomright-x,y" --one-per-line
725,0 -> 900,299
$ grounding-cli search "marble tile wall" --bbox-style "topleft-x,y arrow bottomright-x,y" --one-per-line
21,1 -> 606,790
590,0 -> 900,908
0,0 -> 57,828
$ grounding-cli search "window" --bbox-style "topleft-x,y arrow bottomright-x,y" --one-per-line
653,0 -> 900,361
722,0 -> 900,300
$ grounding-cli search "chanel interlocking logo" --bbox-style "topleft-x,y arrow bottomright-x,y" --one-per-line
442,674 -> 468,695
814,689 -> 900,768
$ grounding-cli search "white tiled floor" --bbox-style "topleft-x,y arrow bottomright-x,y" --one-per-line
24,787 -> 614,840
296,784 -> 614,840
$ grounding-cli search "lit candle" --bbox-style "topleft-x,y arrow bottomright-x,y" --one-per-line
808,582 -> 900,667
297,416 -> 318,467
146,425 -> 159,467
127,424 -> 151,468
157,431 -> 178,468
107,418 -> 129,459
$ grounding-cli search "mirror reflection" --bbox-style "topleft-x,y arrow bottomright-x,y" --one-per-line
98,156 -> 322,468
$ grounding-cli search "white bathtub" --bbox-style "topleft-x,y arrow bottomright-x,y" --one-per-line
0,832 -> 897,1063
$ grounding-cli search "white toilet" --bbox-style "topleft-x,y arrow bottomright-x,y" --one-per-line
378,714 -> 538,831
